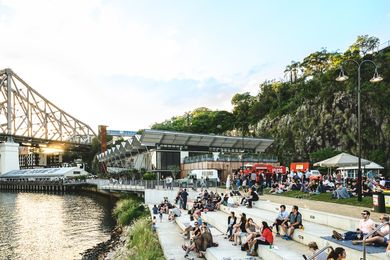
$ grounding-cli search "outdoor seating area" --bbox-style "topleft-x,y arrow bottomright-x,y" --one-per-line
148,187 -> 388,259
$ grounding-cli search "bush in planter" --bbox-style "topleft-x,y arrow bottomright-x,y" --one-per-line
143,172 -> 156,180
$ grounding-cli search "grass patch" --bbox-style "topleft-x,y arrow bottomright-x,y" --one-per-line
113,197 -> 147,226
126,217 -> 164,260
265,189 -> 373,208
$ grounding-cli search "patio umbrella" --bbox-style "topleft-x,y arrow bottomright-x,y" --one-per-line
313,152 -> 371,167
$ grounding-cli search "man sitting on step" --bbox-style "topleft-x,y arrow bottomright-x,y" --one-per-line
281,205 -> 303,240
332,210 -> 375,241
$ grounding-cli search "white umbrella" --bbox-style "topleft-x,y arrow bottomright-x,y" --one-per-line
313,152 -> 371,167
336,161 -> 384,170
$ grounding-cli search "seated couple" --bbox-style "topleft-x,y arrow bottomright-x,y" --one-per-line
332,210 -> 389,247
272,205 -> 303,240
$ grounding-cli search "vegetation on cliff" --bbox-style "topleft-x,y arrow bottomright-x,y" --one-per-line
151,35 -> 390,173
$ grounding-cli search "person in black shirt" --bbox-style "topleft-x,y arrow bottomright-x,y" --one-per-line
246,187 -> 259,208
181,188 -> 189,210
225,211 -> 237,239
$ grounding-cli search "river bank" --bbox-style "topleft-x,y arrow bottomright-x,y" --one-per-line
81,195 -> 164,260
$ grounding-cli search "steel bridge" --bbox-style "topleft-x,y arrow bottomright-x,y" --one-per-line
0,68 -> 96,149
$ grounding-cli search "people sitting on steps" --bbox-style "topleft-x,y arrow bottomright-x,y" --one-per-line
225,211 -> 237,240
181,221 -> 218,258
352,214 -> 389,246
247,221 -> 274,257
240,218 -> 258,249
181,215 -> 196,240
332,210 -> 375,241
232,212 -> 247,246
272,204 -> 289,236
168,205 -> 181,222
281,205 -> 303,240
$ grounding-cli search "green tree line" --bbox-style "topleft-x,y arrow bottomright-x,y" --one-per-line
152,35 -> 390,173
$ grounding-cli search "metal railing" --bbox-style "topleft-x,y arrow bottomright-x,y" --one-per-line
308,245 -> 333,260
86,178 -> 219,191
362,222 -> 389,260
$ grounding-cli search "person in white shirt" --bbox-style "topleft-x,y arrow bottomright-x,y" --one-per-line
227,195 -> 235,208
272,204 -> 289,236
332,210 -> 375,240
353,215 -> 390,245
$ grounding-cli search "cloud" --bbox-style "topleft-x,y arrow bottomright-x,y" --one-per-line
0,0 -> 282,131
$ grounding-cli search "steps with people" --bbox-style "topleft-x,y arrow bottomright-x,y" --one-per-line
202,210 -> 310,260
253,198 -> 360,231
174,208 -> 258,259
219,199 -> 386,260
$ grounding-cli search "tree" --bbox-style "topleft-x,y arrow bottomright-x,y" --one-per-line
346,35 -> 380,57
167,165 -> 180,179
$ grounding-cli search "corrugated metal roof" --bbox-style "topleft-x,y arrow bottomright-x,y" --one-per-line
140,129 -> 273,152
0,167 -> 85,178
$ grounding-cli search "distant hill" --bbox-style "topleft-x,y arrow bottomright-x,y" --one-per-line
152,35 -> 390,174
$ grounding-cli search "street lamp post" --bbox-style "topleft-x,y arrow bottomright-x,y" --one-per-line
336,59 -> 383,202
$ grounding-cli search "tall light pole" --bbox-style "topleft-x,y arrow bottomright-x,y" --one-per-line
336,59 -> 383,202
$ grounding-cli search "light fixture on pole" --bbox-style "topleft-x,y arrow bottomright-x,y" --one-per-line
336,59 -> 383,202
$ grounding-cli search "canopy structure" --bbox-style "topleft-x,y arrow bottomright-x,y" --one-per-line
313,152 -> 371,167
140,129 -> 273,153
336,161 -> 384,171
0,167 -> 89,179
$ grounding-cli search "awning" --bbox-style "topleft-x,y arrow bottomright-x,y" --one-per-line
140,129 -> 273,152
313,152 -> 371,167
337,161 -> 384,170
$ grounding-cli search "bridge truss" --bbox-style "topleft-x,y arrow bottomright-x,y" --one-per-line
0,68 -> 96,147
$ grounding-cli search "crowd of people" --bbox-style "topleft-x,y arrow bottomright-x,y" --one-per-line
150,171 -> 390,259
232,169 -> 387,200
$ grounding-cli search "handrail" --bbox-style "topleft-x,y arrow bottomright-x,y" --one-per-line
362,221 -> 389,260
308,245 -> 333,260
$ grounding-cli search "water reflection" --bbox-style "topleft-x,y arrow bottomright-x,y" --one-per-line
0,192 -> 116,260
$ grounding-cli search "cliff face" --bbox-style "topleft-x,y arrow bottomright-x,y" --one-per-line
256,90 -> 390,172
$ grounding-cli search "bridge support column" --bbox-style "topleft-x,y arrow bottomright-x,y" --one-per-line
0,142 -> 20,175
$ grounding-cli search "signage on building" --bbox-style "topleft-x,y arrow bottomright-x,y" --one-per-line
107,130 -> 137,137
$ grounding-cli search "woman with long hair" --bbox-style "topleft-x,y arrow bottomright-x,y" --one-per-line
247,221 -> 274,256
327,247 -> 346,260
232,213 -> 247,246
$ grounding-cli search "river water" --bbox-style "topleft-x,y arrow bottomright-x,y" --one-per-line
0,191 -> 116,260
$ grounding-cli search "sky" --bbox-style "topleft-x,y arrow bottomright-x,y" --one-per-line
0,0 -> 389,132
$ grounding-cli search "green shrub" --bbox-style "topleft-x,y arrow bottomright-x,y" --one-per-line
113,198 -> 147,226
143,172 -> 157,180
127,217 -> 164,260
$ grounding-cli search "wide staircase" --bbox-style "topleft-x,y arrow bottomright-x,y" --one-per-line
152,197 -> 387,260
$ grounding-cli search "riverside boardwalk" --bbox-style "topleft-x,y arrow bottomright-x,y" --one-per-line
147,188 -> 387,260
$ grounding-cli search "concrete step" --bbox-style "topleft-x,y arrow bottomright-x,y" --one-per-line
175,209 -> 259,260
202,210 -> 310,260
218,204 -> 386,260
149,205 -> 202,260
252,198 -> 361,231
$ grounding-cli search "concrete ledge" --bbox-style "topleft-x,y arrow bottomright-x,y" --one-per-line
255,199 -> 360,231
219,204 -> 385,260
202,210 -> 309,260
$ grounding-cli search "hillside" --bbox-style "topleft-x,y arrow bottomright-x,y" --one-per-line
152,36 -> 390,174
